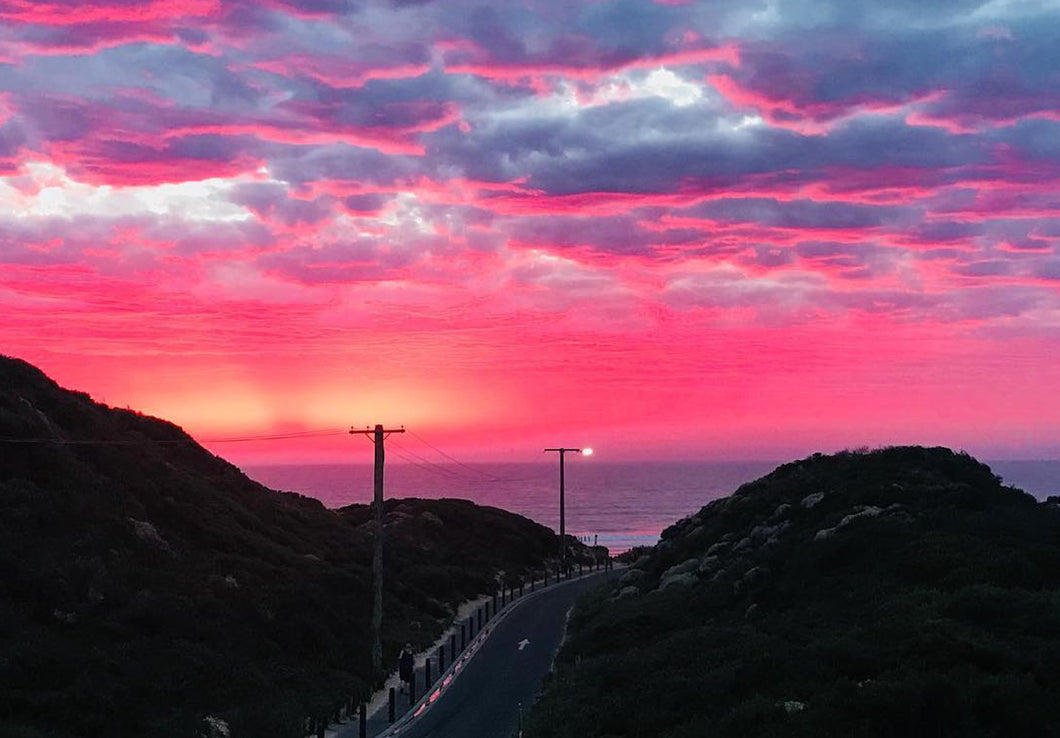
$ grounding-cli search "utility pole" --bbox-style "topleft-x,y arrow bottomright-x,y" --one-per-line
544,447 -> 592,576
351,424 -> 405,675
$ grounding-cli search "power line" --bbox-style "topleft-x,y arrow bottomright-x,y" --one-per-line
390,438 -> 461,472
405,429 -> 506,481
402,431 -> 546,484
388,440 -> 543,486
205,430 -> 347,443
0,429 -> 348,445
388,439 -> 474,482
386,446 -> 467,483
0,425 -> 543,483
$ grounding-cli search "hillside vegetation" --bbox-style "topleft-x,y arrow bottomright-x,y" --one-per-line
0,356 -> 571,738
528,447 -> 1060,737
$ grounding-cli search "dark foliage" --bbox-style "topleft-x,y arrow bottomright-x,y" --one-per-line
0,355 -> 566,737
527,447 -> 1060,737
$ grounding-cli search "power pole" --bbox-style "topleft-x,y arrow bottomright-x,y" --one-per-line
351,424 -> 405,675
544,447 -> 591,576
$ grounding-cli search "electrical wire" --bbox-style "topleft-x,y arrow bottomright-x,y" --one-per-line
406,429 -> 506,481
205,430 -> 347,443
385,445 -> 469,484
0,429 -> 348,445
389,438 -> 475,481
3,426 -> 555,486
390,438 -> 550,488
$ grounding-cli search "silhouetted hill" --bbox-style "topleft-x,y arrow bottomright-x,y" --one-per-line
528,447 -> 1060,737
0,355 -> 570,737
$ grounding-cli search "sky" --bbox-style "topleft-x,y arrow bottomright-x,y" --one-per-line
1,0 -> 1059,464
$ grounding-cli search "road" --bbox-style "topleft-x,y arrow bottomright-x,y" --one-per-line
387,570 -> 614,738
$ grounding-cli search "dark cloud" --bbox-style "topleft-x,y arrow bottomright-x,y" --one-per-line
257,234 -> 443,284
906,221 -> 983,244
230,182 -> 333,225
1033,260 -> 1060,280
689,198 -> 900,230
711,20 -> 1060,128
431,106 -> 988,198
266,142 -> 419,188
952,259 -> 1015,277
343,193 -> 391,212
507,214 -> 705,255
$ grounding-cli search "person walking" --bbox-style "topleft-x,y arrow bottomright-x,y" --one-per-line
398,644 -> 414,695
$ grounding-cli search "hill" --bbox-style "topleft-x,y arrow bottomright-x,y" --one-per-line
0,355 -> 571,738
527,447 -> 1060,737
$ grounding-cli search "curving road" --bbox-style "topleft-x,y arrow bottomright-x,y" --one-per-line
386,570 -> 614,738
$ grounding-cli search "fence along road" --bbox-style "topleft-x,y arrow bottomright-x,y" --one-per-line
333,566 -> 616,738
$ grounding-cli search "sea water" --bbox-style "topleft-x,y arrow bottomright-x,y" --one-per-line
243,460 -> 1060,554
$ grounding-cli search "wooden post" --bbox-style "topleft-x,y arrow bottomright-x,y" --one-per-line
409,671 -> 416,706
560,450 -> 566,570
388,688 -> 396,723
450,633 -> 457,661
438,645 -> 445,672
360,703 -> 367,738
425,657 -> 432,688
349,425 -> 404,675
371,425 -> 384,674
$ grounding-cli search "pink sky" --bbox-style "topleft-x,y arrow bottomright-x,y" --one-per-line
1,0 -> 1059,463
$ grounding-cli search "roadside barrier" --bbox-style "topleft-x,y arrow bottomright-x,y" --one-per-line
302,554 -> 615,738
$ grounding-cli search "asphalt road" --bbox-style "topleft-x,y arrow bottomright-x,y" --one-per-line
389,570 -> 615,738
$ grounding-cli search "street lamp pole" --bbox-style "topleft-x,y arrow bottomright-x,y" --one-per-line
544,446 -> 592,576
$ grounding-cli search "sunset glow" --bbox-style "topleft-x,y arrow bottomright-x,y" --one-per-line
2,0 -> 1059,463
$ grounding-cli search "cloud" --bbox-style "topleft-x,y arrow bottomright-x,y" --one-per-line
2,0 -> 1060,454
708,21 -> 1060,133
229,182 -> 332,226
0,0 -> 219,25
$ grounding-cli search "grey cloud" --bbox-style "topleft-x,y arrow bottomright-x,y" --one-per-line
230,182 -> 333,225
1031,259 -> 1060,280
343,193 -> 391,212
951,259 -> 1015,277
266,142 -> 420,188
688,198 -> 903,230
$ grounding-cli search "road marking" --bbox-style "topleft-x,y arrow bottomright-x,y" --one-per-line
518,638 -> 530,651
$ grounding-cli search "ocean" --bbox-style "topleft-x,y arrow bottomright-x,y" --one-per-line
242,459 -> 1060,554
